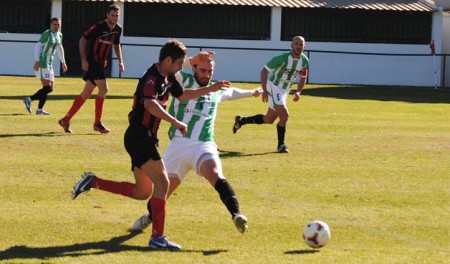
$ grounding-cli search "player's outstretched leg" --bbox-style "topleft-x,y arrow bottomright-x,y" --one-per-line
233,114 -> 265,134
72,171 -> 97,200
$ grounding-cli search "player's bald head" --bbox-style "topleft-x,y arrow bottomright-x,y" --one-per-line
292,36 -> 305,44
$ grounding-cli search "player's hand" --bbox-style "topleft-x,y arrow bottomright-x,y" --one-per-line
33,61 -> 39,72
81,60 -> 89,72
175,120 -> 188,136
62,63 -> 68,73
252,87 -> 263,97
262,90 -> 269,103
211,80 -> 230,91
189,51 -> 215,66
293,91 -> 301,102
119,62 -> 125,73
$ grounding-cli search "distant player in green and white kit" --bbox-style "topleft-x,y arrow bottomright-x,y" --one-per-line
23,17 -> 68,115
130,51 -> 262,235
233,36 -> 309,153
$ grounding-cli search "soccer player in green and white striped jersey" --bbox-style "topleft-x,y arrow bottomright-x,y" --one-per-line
233,36 -> 309,153
131,51 -> 262,234
23,17 -> 67,115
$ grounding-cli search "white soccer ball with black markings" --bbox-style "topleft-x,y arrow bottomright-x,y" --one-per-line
303,220 -> 331,248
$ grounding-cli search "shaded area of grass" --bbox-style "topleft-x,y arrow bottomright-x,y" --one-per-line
299,85 -> 450,103
0,232 -> 228,261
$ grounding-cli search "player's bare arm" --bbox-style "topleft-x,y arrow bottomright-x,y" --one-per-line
260,68 -> 269,103
114,44 -> 125,73
144,98 -> 187,135
294,69 -> 308,102
79,36 -> 89,72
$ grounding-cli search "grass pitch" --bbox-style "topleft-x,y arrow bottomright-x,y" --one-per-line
0,76 -> 449,263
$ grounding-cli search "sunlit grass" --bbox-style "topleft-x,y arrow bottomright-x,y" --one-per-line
0,76 -> 449,263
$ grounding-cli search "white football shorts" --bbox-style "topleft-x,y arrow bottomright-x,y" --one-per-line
35,68 -> 54,81
163,136 -> 223,181
267,81 -> 289,109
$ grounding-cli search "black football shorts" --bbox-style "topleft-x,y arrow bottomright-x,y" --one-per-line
124,124 -> 161,171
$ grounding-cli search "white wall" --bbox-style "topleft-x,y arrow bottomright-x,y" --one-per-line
0,0 -> 64,77
114,37 -> 440,87
1,3 -> 448,88
0,34 -> 41,76
442,11 -> 450,87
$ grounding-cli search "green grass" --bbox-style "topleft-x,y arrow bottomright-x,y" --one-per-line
0,76 -> 449,263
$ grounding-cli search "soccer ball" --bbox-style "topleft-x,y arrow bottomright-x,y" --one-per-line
303,220 -> 331,248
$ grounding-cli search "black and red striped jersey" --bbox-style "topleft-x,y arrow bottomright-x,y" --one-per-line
82,19 -> 122,68
128,63 -> 184,135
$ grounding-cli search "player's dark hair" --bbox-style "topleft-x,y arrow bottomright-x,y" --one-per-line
107,4 -> 120,13
50,17 -> 60,23
159,40 -> 187,63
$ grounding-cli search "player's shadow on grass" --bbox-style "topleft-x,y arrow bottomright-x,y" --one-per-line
0,113 -> 28,116
297,85 -> 450,104
284,249 -> 320,254
219,149 -> 275,159
0,94 -> 132,101
0,232 -> 228,261
0,132 -> 62,138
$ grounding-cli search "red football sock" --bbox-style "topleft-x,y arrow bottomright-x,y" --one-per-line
65,95 -> 86,122
150,197 -> 166,239
92,177 -> 135,198
95,96 -> 105,124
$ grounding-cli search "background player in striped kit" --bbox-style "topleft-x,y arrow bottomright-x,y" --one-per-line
232,36 -> 309,153
23,17 -> 67,115
130,51 -> 262,235
58,4 -> 124,134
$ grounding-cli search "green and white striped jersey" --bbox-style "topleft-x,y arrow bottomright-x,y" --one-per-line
265,51 -> 309,90
36,29 -> 63,69
168,71 -> 252,142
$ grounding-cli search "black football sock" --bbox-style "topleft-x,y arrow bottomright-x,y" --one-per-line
241,114 -> 265,125
277,124 -> 286,146
30,87 -> 46,101
215,179 -> 240,218
38,86 -> 52,109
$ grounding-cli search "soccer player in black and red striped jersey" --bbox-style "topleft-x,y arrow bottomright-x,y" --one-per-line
70,40 -> 230,251
58,4 -> 124,134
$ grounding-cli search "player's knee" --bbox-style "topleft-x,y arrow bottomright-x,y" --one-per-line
98,82 -> 109,93
43,85 -> 53,94
263,116 -> 275,124
153,176 -> 170,192
204,172 -> 222,186
133,189 -> 152,200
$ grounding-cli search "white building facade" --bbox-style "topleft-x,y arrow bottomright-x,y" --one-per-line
1,0 -> 449,87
